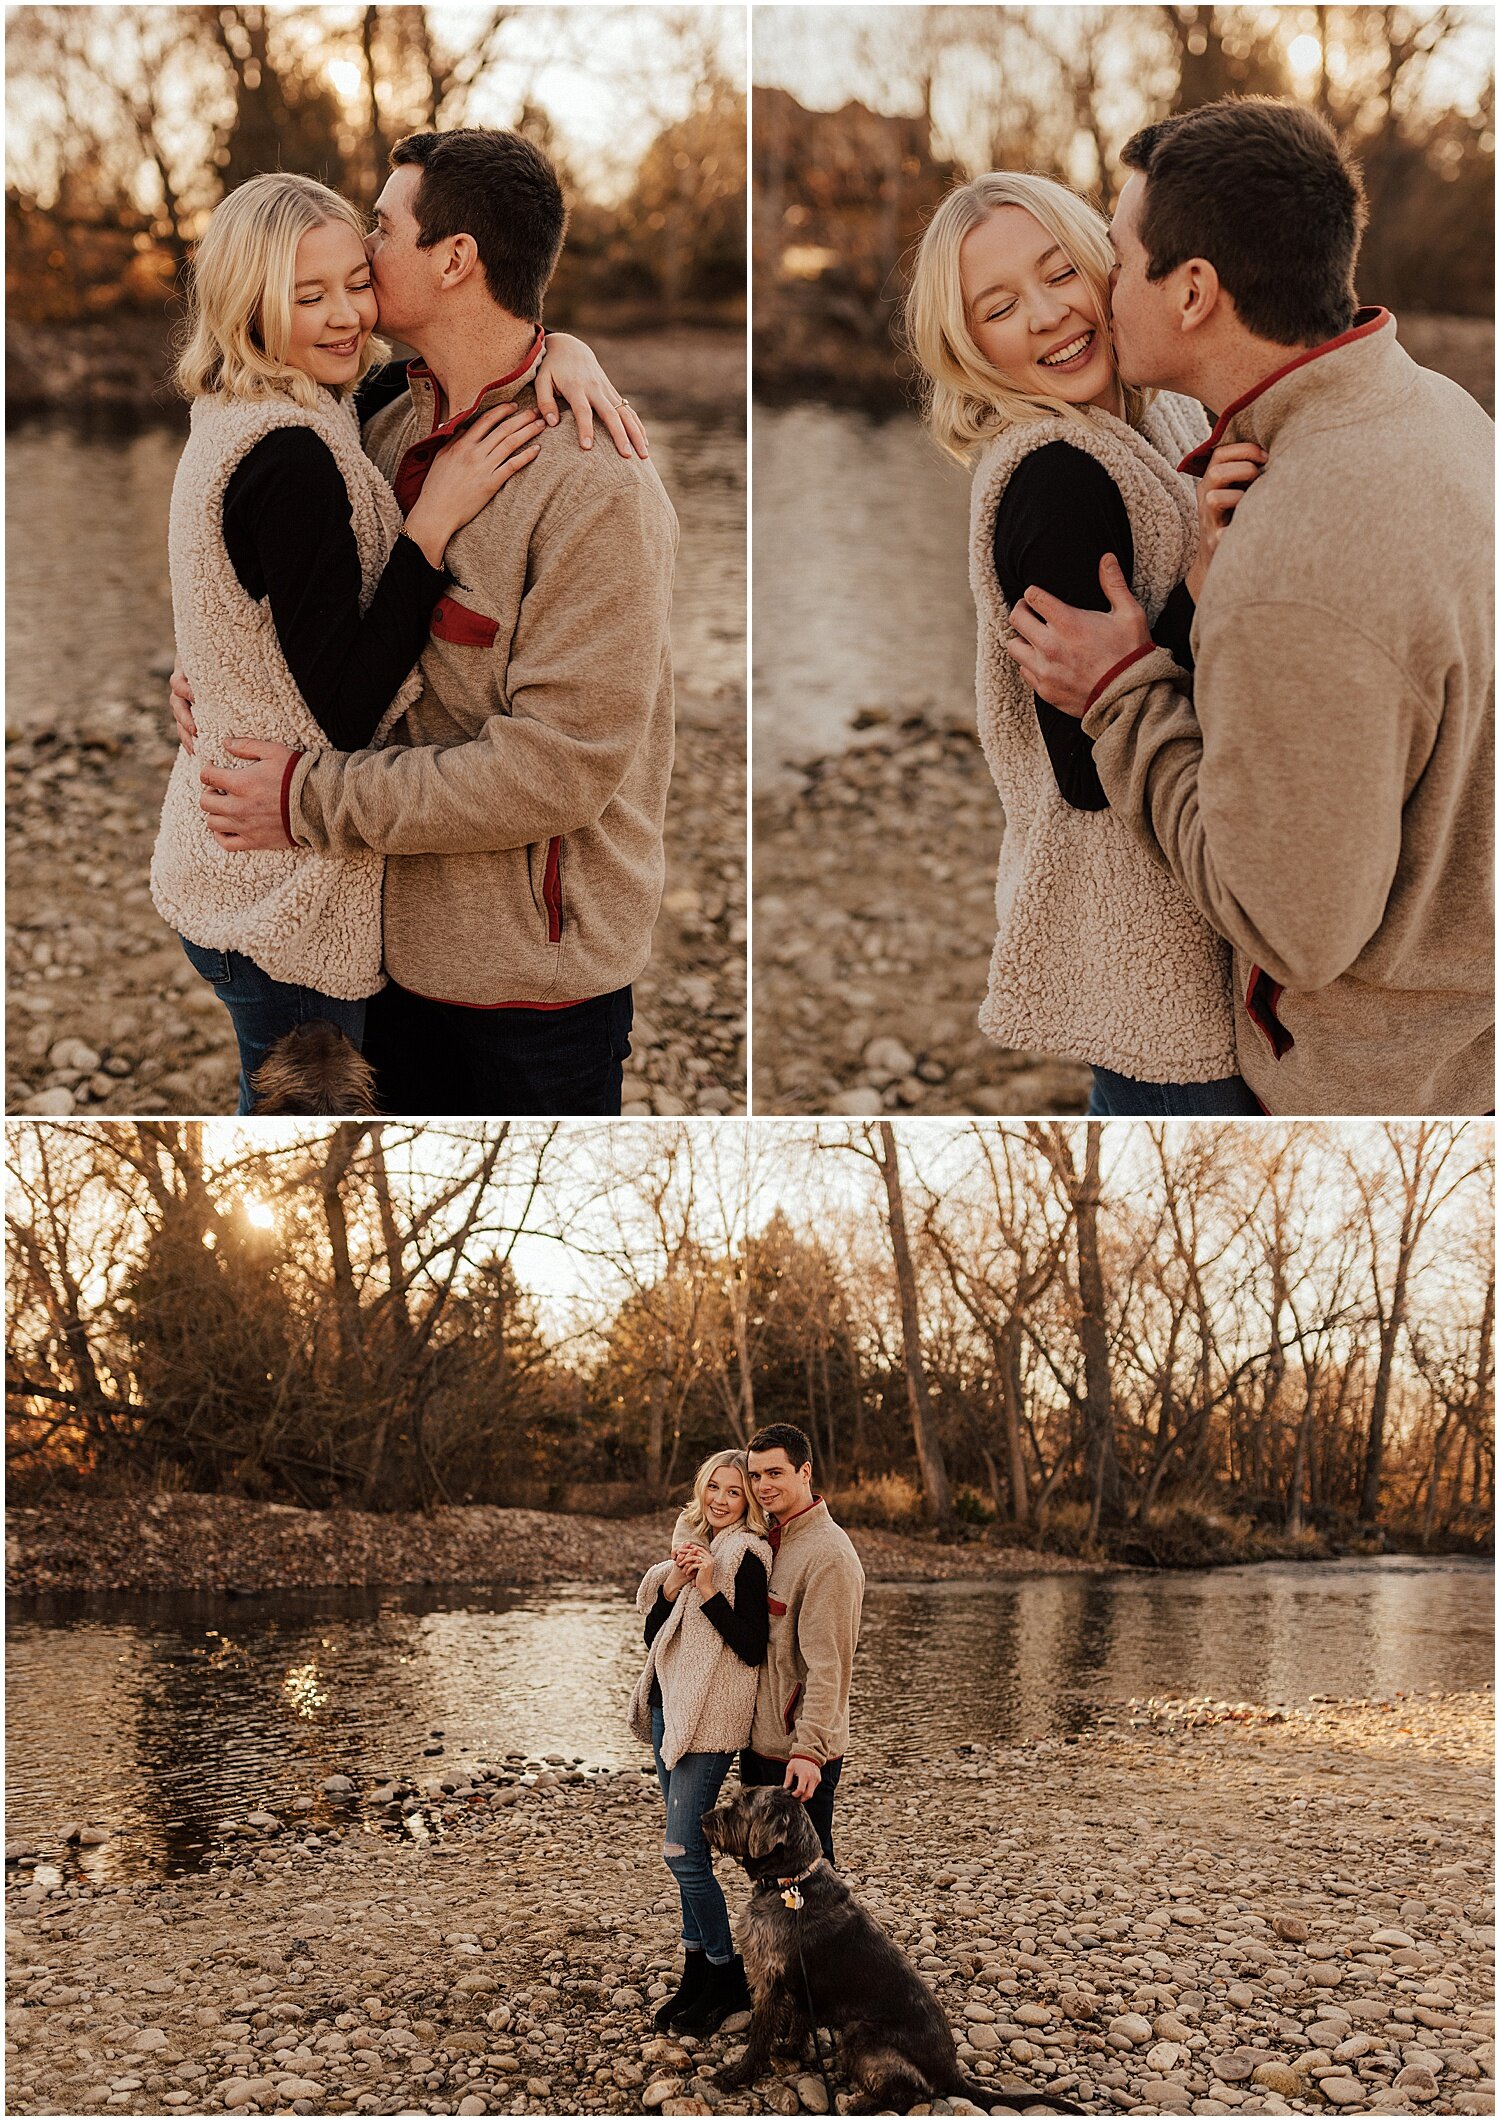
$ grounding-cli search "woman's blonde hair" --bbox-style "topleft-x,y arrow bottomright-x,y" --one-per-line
176,172 -> 388,409
905,170 -> 1152,464
680,1449 -> 768,1541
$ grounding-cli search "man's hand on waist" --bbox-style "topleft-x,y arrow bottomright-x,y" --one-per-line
783,1755 -> 822,1801
1005,552 -> 1151,718
170,663 -> 198,755
199,739 -> 302,850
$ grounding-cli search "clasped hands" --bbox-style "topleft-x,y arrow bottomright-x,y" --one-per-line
666,1540 -> 716,1596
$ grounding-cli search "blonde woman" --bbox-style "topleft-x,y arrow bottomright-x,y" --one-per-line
150,171 -> 635,1111
628,1450 -> 772,2039
907,173 -> 1266,1116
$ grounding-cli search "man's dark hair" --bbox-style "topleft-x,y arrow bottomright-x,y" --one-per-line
746,1423 -> 814,1472
390,128 -> 567,323
1120,97 -> 1367,347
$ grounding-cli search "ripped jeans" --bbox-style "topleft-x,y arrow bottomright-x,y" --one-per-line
650,1697 -> 735,1963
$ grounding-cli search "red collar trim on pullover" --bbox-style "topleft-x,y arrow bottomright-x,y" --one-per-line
767,1495 -> 822,1553
392,332 -> 547,516
406,329 -> 547,433
1177,307 -> 1392,477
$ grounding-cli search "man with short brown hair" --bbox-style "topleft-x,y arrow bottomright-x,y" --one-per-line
1007,97 -> 1494,1117
740,1423 -> 865,1865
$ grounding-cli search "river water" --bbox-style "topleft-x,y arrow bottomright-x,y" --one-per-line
4,409 -> 745,736
753,403 -> 974,787
7,1558 -> 1490,1879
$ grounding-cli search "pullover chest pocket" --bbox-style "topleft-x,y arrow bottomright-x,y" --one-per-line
430,594 -> 498,648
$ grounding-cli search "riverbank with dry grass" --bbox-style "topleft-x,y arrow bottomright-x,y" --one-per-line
5,319 -> 746,427
6,1691 -> 1492,2116
5,1496 -> 1107,1600
10,1495 -> 1471,1601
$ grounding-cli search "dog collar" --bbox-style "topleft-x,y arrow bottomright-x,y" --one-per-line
764,1855 -> 824,1909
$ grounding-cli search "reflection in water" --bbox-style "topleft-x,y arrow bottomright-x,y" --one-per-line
5,426 -> 179,733
7,1560 -> 1491,1878
754,403 -> 975,785
6,412 -> 744,737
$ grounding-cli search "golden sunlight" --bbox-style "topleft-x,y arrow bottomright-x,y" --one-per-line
282,1661 -> 328,1719
1288,33 -> 1324,77
243,1200 -> 275,1230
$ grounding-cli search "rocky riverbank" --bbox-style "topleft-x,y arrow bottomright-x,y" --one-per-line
6,682 -> 744,1118
6,1690 -> 1492,2117
753,716 -> 1089,1116
5,1495 -> 1106,1599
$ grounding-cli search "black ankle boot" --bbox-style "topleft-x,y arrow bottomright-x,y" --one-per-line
653,1946 -> 709,2031
674,1952 -> 752,2037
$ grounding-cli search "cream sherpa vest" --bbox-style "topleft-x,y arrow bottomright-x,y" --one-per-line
969,393 -> 1237,1081
150,388 -> 420,1000
628,1516 -> 772,1770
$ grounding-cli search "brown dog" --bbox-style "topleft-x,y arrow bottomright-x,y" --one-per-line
249,1020 -> 377,1115
702,1785 -> 1085,2115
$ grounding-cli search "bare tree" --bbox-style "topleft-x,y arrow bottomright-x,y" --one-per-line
1351,1124 -> 1476,1524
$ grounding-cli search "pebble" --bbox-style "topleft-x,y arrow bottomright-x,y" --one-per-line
20,1087 -> 76,1115
48,1035 -> 101,1071
1319,2076 -> 1365,2105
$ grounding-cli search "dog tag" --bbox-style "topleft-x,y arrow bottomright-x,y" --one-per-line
781,1886 -> 804,1910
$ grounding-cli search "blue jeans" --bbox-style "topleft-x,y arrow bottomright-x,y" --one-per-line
180,937 -> 366,1115
650,1699 -> 735,1963
1088,1065 -> 1262,1117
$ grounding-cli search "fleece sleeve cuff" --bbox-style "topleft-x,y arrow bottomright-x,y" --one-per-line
1081,644 -> 1189,737
285,748 -> 324,850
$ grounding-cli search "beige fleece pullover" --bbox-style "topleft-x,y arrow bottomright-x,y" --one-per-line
970,394 -> 1238,1081
150,389 -> 418,998
747,1498 -> 864,1769
628,1519 -> 774,1769
1083,310 -> 1494,1114
285,348 -> 680,1007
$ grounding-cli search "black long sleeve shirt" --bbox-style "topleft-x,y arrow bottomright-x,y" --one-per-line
644,1550 -> 771,1669
220,415 -> 445,751
992,441 -> 1198,811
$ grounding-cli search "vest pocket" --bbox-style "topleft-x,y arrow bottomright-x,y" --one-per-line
430,594 -> 499,648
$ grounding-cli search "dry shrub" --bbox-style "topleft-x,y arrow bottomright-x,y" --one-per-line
831,1472 -> 927,1530
557,1480 -> 662,1520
